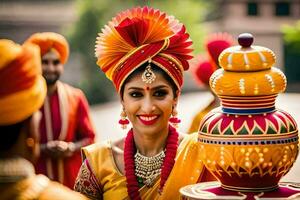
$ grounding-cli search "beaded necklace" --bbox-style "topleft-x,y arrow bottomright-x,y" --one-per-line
134,149 -> 165,187
124,125 -> 179,200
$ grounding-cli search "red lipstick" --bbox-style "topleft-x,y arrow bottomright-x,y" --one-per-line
138,114 -> 159,125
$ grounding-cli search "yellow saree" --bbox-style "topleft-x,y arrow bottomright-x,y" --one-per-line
75,133 -> 211,199
188,97 -> 219,134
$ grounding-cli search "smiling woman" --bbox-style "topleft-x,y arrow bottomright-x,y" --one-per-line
121,64 -> 178,138
74,6 -> 214,200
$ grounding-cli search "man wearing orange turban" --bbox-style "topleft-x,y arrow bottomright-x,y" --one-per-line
0,39 -> 88,199
25,32 -> 96,189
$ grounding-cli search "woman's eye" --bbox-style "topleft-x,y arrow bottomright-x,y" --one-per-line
153,90 -> 168,97
129,92 -> 143,98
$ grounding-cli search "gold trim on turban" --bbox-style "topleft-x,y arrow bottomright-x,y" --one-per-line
95,7 -> 193,92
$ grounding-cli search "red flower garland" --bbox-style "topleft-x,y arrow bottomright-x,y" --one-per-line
124,125 -> 179,200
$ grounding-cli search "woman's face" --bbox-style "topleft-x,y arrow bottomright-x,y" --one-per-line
122,72 -> 178,136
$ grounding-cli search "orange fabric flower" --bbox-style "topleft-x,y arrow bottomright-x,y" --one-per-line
95,6 -> 193,92
0,39 -> 46,125
25,32 -> 69,64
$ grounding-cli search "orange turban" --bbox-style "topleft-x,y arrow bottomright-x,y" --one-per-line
0,39 -> 47,125
95,6 -> 193,92
25,32 -> 69,64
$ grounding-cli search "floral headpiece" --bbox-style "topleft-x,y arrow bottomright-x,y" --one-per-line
95,6 -> 193,92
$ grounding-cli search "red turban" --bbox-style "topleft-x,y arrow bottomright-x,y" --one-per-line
95,6 -> 193,92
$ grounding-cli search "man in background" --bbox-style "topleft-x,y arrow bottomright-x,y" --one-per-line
0,39 -> 87,199
25,32 -> 96,188
188,33 -> 233,133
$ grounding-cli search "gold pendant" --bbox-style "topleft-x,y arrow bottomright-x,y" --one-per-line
142,61 -> 156,84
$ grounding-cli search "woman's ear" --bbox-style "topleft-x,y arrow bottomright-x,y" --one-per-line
120,98 -> 125,108
173,90 -> 180,104
119,91 -> 125,104
176,90 -> 181,97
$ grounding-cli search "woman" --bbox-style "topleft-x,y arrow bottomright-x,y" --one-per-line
74,6 -> 213,199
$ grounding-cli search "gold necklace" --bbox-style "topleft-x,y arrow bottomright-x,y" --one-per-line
134,149 -> 165,187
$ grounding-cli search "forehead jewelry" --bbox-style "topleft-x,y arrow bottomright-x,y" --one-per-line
142,58 -> 156,84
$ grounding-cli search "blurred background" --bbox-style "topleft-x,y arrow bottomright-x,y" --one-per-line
1,0 -> 300,182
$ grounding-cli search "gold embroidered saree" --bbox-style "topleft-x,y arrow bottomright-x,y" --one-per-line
75,132 -> 212,199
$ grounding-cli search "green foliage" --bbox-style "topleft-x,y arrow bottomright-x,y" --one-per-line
68,0 -> 210,104
282,21 -> 300,52
282,21 -> 300,83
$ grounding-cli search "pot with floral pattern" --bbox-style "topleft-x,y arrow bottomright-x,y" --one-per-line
198,33 -> 299,192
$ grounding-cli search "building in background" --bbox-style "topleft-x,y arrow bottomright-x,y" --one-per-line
205,0 -> 300,89
1,0 -> 299,92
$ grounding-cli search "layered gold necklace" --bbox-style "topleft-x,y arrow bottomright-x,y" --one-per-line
134,149 -> 165,187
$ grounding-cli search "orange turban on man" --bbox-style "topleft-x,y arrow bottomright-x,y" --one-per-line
0,39 -> 47,125
25,32 -> 69,64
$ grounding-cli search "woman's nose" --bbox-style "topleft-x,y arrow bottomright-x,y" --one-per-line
141,96 -> 155,113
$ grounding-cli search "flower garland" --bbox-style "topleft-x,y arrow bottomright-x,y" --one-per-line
124,125 -> 179,200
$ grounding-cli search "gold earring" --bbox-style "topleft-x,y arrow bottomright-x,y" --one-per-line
119,108 -> 129,129
169,107 -> 181,128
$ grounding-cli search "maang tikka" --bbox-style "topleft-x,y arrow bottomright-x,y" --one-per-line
142,58 -> 156,84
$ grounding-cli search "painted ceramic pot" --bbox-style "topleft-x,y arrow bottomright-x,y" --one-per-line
198,33 -> 299,192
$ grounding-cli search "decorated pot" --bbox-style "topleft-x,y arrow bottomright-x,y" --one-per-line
198,33 -> 299,192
